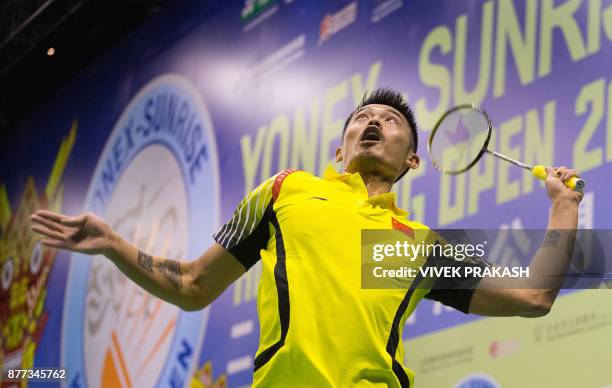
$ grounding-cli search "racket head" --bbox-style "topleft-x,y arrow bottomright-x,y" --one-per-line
427,103 -> 493,175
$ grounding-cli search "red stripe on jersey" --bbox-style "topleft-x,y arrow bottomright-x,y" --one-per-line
392,218 -> 414,239
272,169 -> 297,201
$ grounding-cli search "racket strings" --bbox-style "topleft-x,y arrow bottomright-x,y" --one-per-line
429,108 -> 490,174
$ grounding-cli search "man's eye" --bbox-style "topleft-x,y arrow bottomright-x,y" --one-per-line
386,117 -> 399,124
355,114 -> 368,121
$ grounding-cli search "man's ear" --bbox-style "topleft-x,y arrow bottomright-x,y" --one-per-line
406,152 -> 420,170
335,146 -> 343,163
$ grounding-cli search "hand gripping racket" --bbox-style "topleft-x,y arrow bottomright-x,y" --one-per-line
427,104 -> 585,193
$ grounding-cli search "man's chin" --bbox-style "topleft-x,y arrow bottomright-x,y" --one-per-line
347,152 -> 389,172
355,146 -> 385,160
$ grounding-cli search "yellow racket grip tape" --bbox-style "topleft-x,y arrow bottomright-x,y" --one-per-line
532,165 -> 585,193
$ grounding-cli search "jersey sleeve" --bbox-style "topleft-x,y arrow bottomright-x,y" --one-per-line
213,175 -> 276,270
423,233 -> 487,314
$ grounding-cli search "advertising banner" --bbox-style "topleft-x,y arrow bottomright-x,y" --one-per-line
1,1 -> 611,386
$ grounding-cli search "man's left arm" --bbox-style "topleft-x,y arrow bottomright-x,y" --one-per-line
468,166 -> 582,317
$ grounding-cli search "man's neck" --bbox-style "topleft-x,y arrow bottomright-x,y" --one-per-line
360,172 -> 394,197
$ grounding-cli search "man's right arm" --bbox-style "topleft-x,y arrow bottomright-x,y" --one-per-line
30,210 -> 245,311
31,173 -> 280,311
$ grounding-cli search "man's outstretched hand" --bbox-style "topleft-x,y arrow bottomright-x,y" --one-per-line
30,210 -> 114,255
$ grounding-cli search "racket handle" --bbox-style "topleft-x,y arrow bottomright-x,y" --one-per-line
532,165 -> 585,193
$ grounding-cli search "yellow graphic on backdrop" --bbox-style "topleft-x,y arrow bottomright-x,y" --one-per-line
0,121 -> 77,386
190,360 -> 227,388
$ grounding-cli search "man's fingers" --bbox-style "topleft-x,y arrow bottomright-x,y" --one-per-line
31,224 -> 66,241
30,214 -> 65,233
560,169 -> 578,182
545,166 -> 580,182
61,214 -> 87,227
34,210 -> 88,227
35,210 -> 66,222
554,166 -> 568,178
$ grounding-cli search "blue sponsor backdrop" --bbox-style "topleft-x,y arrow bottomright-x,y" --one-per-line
2,0 -> 611,386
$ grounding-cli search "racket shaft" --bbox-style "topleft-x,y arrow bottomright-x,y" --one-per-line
486,149 -> 531,170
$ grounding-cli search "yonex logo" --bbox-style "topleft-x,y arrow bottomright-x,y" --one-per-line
62,74 -> 219,387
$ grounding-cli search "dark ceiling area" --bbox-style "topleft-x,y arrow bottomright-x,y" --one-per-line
0,0 -> 166,133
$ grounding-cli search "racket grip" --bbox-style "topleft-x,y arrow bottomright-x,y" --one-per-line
532,165 -> 585,193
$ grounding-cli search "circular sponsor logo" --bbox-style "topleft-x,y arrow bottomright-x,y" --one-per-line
62,74 -> 220,388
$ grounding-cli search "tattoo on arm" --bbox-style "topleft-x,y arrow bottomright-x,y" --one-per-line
542,231 -> 560,247
138,251 -> 154,272
137,251 -> 183,290
156,259 -> 183,290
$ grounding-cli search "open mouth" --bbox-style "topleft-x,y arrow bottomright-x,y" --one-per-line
359,125 -> 383,144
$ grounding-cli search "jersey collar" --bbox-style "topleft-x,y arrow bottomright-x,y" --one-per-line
323,164 -> 409,217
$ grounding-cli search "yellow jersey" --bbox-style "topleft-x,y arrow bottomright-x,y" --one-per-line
214,166 -> 478,387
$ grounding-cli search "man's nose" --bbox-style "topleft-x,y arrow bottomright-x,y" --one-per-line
367,118 -> 381,128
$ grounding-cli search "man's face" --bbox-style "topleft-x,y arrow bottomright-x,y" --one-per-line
336,104 -> 419,180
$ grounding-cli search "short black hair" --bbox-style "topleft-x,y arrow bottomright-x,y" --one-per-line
342,88 -> 418,153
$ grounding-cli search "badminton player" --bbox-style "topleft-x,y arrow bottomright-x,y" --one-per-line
30,88 -> 582,387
